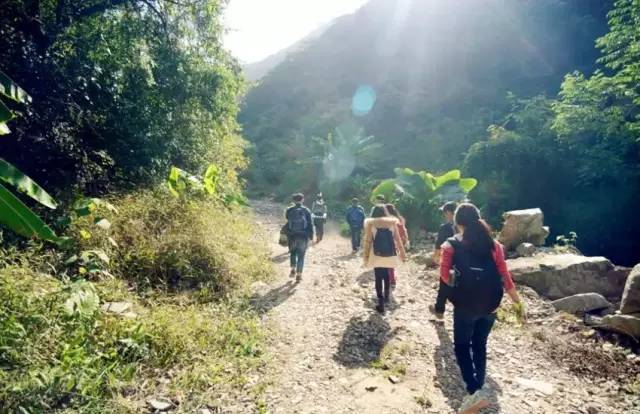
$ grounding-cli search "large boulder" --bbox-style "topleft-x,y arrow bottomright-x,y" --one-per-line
498,208 -> 550,250
621,264 -> 640,314
551,293 -> 612,314
515,242 -> 536,257
589,314 -> 640,340
508,254 -> 629,300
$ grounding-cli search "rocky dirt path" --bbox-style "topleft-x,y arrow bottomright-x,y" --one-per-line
251,200 -> 638,414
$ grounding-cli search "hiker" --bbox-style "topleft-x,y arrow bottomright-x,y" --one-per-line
311,193 -> 328,243
285,193 -> 314,281
429,201 -> 458,319
370,194 -> 386,216
345,197 -> 366,253
440,203 -> 523,413
385,203 -> 409,289
362,204 -> 406,314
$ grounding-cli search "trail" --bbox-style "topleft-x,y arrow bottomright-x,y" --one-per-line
251,200 -> 637,414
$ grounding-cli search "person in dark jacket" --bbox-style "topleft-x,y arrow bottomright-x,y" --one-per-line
345,198 -> 366,253
429,201 -> 458,319
311,193 -> 328,243
285,193 -> 314,281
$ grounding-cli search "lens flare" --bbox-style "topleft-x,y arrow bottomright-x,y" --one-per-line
351,85 -> 376,116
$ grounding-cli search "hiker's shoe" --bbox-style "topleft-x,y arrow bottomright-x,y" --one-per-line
390,281 -> 397,291
384,294 -> 391,304
296,272 -> 302,282
428,305 -> 445,320
289,269 -> 296,278
352,249 -> 358,255
375,303 -> 385,314
458,390 -> 490,414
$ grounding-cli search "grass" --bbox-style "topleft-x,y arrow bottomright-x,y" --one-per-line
0,189 -> 273,412
370,342 -> 410,378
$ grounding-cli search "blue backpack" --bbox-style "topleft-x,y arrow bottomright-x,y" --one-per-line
288,207 -> 308,236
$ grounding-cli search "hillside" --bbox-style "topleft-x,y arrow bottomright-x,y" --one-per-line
240,0 -> 611,189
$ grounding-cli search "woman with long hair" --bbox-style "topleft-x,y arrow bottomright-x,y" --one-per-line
439,203 -> 523,414
362,204 -> 406,313
385,203 -> 409,289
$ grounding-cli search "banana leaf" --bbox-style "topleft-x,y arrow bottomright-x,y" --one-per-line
0,158 -> 57,208
0,182 -> 60,243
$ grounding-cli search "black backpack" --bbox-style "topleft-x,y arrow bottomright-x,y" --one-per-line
373,228 -> 396,257
448,238 -> 504,315
288,207 -> 308,236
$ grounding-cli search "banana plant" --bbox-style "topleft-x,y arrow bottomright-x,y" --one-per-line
0,69 -> 63,244
371,168 -> 478,235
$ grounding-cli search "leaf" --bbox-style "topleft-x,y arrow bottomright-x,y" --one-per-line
433,170 -> 461,189
108,237 -> 118,247
458,178 -> 478,192
0,122 -> 10,135
371,179 -> 396,203
0,158 -> 58,208
63,281 -> 99,318
0,100 -> 12,124
79,229 -> 92,239
0,182 -> 60,243
203,164 -> 219,195
0,70 -> 31,104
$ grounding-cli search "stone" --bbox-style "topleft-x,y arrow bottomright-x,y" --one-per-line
508,254 -> 629,299
621,264 -> 640,314
388,375 -> 400,384
101,301 -> 132,314
516,242 -> 537,257
148,398 -> 172,411
551,293 -> 612,314
514,377 -> 554,395
593,314 -> 640,340
498,208 -> 550,250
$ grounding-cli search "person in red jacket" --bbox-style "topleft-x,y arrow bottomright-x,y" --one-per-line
439,203 -> 524,414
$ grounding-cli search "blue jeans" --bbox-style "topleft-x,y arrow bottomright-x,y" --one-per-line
453,310 -> 496,394
350,225 -> 362,251
289,238 -> 308,273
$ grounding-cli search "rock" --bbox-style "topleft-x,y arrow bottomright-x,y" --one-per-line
516,242 -> 537,257
593,314 -> 640,340
388,375 -> 400,384
514,377 -> 554,395
586,405 -> 599,414
508,254 -> 629,299
200,409 -> 212,414
498,208 -> 550,250
101,301 -> 132,314
365,385 -> 377,392
621,264 -> 640,314
551,293 -> 612,314
148,398 -> 172,411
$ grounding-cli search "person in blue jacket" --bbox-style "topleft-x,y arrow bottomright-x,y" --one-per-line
346,197 -> 366,254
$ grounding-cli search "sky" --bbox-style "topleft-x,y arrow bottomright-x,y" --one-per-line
223,0 -> 369,64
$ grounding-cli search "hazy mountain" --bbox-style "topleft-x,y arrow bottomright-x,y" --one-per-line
241,0 -> 612,192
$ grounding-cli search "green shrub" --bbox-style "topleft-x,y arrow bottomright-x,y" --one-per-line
70,189 -> 271,299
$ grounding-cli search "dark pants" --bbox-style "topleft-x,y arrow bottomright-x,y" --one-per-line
374,268 -> 390,304
453,310 -> 496,394
434,279 -> 451,314
349,225 -> 362,251
289,237 -> 308,273
314,218 -> 325,241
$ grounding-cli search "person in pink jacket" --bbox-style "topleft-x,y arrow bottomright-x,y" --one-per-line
439,203 -> 523,414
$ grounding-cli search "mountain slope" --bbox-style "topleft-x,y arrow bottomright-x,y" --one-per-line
240,0 -> 612,196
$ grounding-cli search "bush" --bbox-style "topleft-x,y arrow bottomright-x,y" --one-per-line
70,189 -> 271,299
0,190 -> 273,412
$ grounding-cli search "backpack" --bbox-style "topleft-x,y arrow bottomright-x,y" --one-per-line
279,224 -> 289,246
288,206 -> 308,236
347,207 -> 364,226
448,238 -> 504,315
373,228 -> 396,257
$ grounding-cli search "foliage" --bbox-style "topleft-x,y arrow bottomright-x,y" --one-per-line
0,188 -> 273,411
167,164 -> 248,207
69,189 -> 271,297
1,0 -> 246,195
371,168 -> 477,235
241,0 -> 612,202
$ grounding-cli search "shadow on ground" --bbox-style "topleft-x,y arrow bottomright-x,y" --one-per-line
433,321 -> 503,413
333,313 -> 399,368
356,270 -> 374,287
270,252 -> 290,264
251,280 -> 299,314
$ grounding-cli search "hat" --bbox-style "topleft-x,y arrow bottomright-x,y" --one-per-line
439,201 -> 458,213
